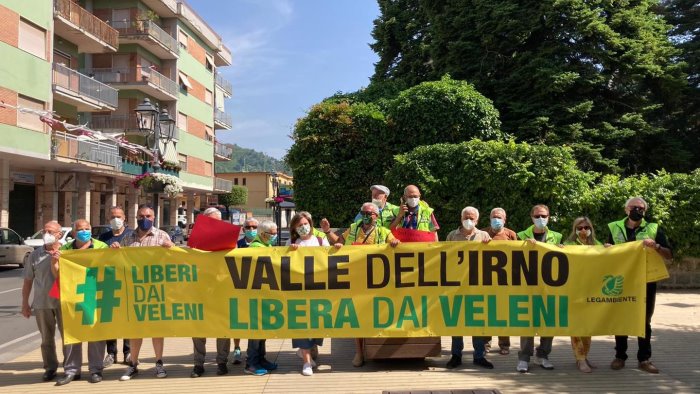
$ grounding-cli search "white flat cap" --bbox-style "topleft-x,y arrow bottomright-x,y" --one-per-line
370,185 -> 390,196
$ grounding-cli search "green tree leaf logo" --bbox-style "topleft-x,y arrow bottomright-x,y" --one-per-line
602,275 -> 624,296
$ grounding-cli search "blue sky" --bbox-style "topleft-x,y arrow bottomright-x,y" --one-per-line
193,0 -> 380,159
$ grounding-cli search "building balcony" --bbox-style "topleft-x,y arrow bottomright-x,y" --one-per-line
214,109 -> 232,130
121,158 -> 179,177
52,131 -> 122,170
91,115 -> 180,141
52,63 -> 118,111
141,0 -> 178,18
53,0 -> 118,53
215,72 -> 232,97
215,43 -> 232,67
214,177 -> 233,193
109,19 -> 179,60
214,141 -> 232,161
85,67 -> 178,101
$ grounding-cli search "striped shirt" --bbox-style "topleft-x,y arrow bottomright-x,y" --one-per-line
122,227 -> 171,247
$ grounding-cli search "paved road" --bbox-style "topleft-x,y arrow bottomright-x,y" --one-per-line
0,265 -> 43,364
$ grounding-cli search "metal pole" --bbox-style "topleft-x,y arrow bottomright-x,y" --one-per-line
152,105 -> 161,228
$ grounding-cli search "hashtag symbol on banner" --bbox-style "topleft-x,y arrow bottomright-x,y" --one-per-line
76,266 -> 122,325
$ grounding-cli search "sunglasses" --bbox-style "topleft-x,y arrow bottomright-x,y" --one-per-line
533,215 -> 548,219
577,226 -> 591,231
244,226 -> 257,229
361,211 -> 377,216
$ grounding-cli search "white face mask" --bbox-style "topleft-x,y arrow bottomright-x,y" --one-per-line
578,229 -> 591,238
534,217 -> 549,229
110,217 -> 124,231
43,232 -> 56,245
462,219 -> 475,231
296,223 -> 311,237
372,198 -> 384,209
405,197 -> 419,208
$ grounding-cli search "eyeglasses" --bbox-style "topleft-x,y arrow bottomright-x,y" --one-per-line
361,211 -> 377,216
576,226 -> 591,231
244,226 -> 257,229
533,215 -> 548,219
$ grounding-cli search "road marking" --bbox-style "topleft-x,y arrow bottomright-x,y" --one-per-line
0,331 -> 40,350
0,287 -> 21,295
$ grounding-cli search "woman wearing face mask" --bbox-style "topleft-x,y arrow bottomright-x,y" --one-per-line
285,212 -> 328,376
563,216 -> 602,373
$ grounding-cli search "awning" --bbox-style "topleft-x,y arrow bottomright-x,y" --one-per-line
178,72 -> 193,89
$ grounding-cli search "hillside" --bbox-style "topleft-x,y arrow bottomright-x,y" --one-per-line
215,144 -> 291,174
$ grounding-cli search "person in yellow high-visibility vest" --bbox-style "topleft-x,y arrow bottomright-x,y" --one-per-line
390,185 -> 440,241
607,197 -> 672,375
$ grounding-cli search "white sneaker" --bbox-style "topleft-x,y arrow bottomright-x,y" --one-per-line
302,362 -> 313,376
296,349 -> 316,367
536,357 -> 554,370
517,360 -> 529,373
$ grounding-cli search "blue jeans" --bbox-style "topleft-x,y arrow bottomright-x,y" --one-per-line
246,339 -> 266,368
451,336 -> 489,359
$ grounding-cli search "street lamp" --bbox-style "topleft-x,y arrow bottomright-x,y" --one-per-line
135,98 -> 176,227
270,171 -> 281,245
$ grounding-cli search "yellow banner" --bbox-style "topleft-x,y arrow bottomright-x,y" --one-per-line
59,241 -> 668,344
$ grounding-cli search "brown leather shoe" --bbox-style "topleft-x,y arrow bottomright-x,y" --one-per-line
639,360 -> 659,374
610,358 -> 625,370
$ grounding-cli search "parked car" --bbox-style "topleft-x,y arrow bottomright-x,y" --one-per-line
91,225 -> 112,240
1,228 -> 34,268
24,227 -> 74,249
160,225 -> 185,245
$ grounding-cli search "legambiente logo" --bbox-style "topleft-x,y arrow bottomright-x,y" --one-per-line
75,266 -> 122,325
586,274 -> 636,303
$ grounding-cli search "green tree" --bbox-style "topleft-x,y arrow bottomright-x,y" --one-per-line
218,185 -> 248,207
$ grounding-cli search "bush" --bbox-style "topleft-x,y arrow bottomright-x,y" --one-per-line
384,140 -> 595,239
219,185 -> 248,207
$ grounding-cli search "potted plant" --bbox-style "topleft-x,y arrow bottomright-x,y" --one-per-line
132,172 -> 183,198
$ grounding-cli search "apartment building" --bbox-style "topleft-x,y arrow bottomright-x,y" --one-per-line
0,0 -> 233,237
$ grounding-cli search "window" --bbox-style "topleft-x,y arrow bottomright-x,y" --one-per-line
205,125 -> 214,142
242,178 -> 246,186
111,9 -> 131,30
178,72 -> 192,91
178,29 -> 188,50
17,95 -> 45,132
205,55 -> 214,72
177,112 -> 187,132
19,19 -> 46,59
204,161 -> 212,177
178,153 -> 188,171
204,89 -> 213,105
234,178 -> 238,185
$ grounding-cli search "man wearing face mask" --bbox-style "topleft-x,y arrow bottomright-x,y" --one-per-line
515,204 -> 562,373
21,221 -> 64,382
445,207 -> 494,370
237,217 -> 260,248
244,220 -> 280,376
114,204 -> 173,381
53,219 -> 109,385
482,207 -> 518,356
390,184 -> 440,241
98,206 -> 133,367
607,197 -> 672,374
353,185 -> 397,228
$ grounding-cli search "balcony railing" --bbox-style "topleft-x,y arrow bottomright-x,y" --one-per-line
214,109 -> 232,128
52,131 -> 122,170
52,63 -> 118,108
215,177 -> 233,192
215,72 -> 232,96
53,0 -> 119,49
85,67 -> 178,98
109,19 -> 179,56
91,114 -> 138,131
215,141 -> 233,159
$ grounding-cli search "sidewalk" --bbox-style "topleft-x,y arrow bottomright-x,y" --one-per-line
1,291 -> 698,393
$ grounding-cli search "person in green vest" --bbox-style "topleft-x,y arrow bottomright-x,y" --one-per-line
351,185 -> 397,228
323,203 -> 400,367
515,204 -> 562,373
245,220 -> 279,376
562,216 -> 602,373
51,219 -> 108,385
607,197 -> 672,375
390,184 -> 440,241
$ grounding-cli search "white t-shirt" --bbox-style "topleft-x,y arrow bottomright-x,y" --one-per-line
286,235 -> 330,247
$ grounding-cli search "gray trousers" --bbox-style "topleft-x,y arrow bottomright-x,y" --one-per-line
57,309 -> 105,374
35,308 -> 61,372
518,336 -> 553,361
192,338 -> 231,366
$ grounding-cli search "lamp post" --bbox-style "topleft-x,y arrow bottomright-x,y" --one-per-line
135,98 -> 176,227
270,170 -> 281,245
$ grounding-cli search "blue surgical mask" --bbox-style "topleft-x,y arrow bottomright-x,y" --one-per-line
244,229 -> 257,239
268,234 -> 278,245
534,217 -> 548,230
76,229 -> 91,243
137,218 -> 153,232
490,218 -> 504,231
